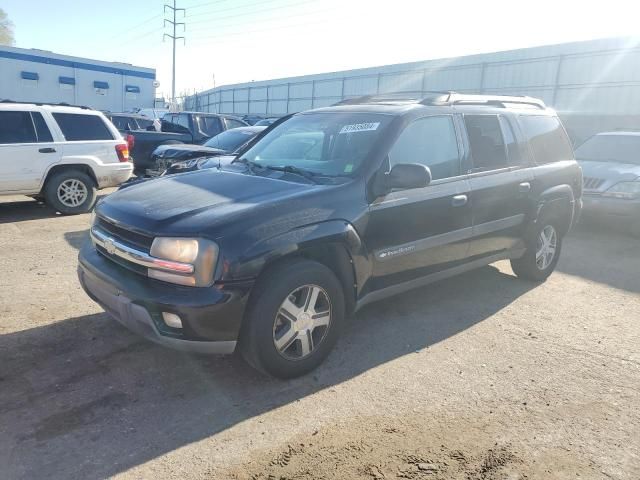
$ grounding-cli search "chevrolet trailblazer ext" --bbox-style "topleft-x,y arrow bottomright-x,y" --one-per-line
78,93 -> 582,378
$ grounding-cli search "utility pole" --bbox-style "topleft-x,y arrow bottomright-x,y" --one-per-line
164,0 -> 185,108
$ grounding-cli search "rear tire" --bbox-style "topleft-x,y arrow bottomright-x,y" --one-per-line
511,219 -> 563,282
239,259 -> 345,378
44,170 -> 97,215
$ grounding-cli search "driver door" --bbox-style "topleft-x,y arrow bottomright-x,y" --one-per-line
364,115 -> 472,293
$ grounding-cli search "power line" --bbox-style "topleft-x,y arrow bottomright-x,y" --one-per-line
188,6 -> 332,35
189,17 -> 327,42
185,0 -> 287,19
187,0 -> 314,26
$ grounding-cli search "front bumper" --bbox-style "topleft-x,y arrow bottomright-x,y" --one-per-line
78,243 -> 253,354
582,194 -> 640,218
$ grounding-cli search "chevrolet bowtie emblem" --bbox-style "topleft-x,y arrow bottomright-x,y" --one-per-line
104,238 -> 116,255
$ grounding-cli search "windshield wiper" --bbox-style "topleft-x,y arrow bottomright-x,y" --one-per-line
231,157 -> 260,174
263,165 -> 319,184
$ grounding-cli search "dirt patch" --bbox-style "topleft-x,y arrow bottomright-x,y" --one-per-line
222,414 -> 591,480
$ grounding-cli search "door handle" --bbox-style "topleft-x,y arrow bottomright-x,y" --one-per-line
39,147 -> 56,153
452,194 -> 468,207
519,182 -> 531,193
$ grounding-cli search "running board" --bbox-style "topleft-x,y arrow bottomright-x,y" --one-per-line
355,248 -> 525,311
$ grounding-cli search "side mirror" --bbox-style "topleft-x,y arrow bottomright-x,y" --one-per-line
386,163 -> 432,190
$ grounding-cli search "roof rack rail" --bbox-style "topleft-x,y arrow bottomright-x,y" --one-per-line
421,92 -> 546,109
332,92 -> 452,106
331,91 -> 546,110
0,99 -> 93,110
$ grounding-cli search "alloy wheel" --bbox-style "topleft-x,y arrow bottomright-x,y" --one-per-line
57,179 -> 88,208
536,225 -> 557,270
273,284 -> 332,360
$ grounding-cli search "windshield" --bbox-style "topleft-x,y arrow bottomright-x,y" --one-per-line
240,112 -> 392,177
204,129 -> 259,152
575,135 -> 640,166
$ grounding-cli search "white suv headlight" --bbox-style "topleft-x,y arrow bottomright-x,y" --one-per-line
148,237 -> 219,287
603,181 -> 640,199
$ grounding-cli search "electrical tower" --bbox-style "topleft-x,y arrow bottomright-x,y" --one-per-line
164,0 -> 185,107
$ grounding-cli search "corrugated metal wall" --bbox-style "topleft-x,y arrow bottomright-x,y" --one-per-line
186,37 -> 640,120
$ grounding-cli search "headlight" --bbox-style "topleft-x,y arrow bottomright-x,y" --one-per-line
603,181 -> 640,199
148,237 -> 219,287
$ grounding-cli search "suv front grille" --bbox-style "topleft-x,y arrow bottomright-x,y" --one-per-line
583,177 -> 605,190
95,217 -> 153,251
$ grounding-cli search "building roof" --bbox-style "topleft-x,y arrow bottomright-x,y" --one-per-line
0,45 -> 155,80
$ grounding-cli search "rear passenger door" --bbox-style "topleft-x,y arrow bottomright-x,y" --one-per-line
0,110 -> 62,192
464,114 -> 533,257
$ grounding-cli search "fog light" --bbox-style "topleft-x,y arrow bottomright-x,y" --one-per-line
162,312 -> 183,329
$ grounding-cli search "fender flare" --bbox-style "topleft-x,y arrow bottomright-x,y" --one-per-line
225,220 -> 366,312
533,184 -> 576,235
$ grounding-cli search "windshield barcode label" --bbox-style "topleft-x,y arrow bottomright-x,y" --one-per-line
339,122 -> 380,134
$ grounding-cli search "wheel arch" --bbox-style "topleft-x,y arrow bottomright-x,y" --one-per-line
234,220 -> 364,316
534,184 -> 576,237
41,164 -> 98,193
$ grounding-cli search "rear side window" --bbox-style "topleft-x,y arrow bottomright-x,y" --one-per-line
0,111 -> 37,144
32,112 -> 53,142
52,113 -> 114,141
110,116 -> 130,131
389,115 -> 460,181
464,115 -> 508,171
225,117 -> 246,130
197,116 -> 222,137
519,115 -> 573,164
498,116 -> 525,166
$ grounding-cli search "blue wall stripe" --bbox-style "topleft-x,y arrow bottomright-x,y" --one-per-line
0,49 -> 155,80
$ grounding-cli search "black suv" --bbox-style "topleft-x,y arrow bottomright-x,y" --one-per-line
78,93 -> 582,378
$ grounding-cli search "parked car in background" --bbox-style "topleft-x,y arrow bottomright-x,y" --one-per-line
148,126 -> 266,174
79,93 -> 582,378
126,112 -> 249,175
104,112 -> 157,132
242,115 -> 265,125
254,117 -> 280,126
575,131 -> 640,235
136,108 -> 169,121
0,102 -> 132,214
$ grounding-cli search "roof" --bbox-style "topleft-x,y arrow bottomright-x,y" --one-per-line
0,45 -> 155,80
595,131 -> 640,137
0,102 -> 101,114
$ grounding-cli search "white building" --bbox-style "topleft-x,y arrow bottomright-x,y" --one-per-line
0,46 -> 156,112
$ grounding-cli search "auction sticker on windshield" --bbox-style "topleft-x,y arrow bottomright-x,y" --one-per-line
339,122 -> 380,134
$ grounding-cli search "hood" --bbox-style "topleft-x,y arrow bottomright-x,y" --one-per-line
152,143 -> 227,160
578,160 -> 640,193
97,169 -> 319,236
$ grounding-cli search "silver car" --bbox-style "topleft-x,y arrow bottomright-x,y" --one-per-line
576,131 -> 640,235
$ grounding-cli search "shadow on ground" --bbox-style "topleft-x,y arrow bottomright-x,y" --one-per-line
0,265 -> 535,480
0,194 -> 112,224
559,222 -> 640,293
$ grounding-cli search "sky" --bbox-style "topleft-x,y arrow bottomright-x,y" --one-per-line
3,0 -> 639,100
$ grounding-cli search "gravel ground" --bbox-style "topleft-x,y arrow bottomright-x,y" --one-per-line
0,193 -> 639,480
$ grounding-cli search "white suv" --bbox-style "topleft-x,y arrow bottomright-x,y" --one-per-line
0,103 -> 133,214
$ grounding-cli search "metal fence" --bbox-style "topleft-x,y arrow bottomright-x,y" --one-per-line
185,37 -> 640,121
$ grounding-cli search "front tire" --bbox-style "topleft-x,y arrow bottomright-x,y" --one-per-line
511,220 -> 563,282
44,170 -> 97,215
239,259 -> 345,378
